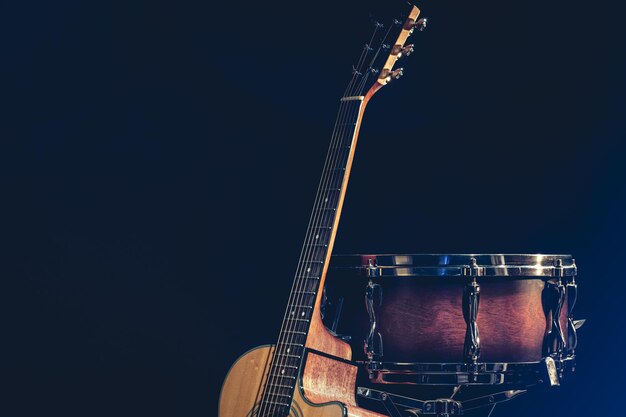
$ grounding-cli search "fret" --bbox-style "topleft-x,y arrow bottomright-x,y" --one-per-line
277,344 -> 303,356
267,382 -> 295,389
330,145 -> 352,152
268,373 -> 296,380
293,289 -> 316,294
263,394 -> 291,407
301,244 -> 329,263
315,207 -> 336,212
283,330 -> 307,335
306,222 -> 333,238
262,399 -> 292,407
287,317 -> 310,323
319,187 -> 341,198
294,275 -> 319,280
275,353 -> 301,359
270,393 -> 292,398
272,353 -> 302,365
276,344 -> 304,356
289,291 -> 316,302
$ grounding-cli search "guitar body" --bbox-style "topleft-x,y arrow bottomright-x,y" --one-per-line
219,345 -> 385,417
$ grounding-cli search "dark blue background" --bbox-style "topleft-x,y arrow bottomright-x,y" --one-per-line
2,0 -> 624,416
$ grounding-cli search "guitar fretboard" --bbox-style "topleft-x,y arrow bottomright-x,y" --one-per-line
259,97 -> 364,414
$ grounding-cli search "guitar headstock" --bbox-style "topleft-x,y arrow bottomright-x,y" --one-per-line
343,3 -> 426,103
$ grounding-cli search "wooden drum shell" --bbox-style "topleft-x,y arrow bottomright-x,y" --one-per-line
323,254 -> 575,365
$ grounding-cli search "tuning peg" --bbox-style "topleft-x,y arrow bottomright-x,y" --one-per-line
407,17 -> 428,34
416,17 -> 428,32
383,68 -> 404,84
393,44 -> 414,58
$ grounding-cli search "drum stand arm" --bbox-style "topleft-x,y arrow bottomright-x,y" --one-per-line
357,387 -> 526,417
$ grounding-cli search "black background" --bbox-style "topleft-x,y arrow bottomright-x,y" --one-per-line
2,1 -> 625,416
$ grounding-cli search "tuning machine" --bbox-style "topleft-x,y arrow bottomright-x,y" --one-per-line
406,17 -> 427,34
392,44 -> 414,58
383,68 -> 404,84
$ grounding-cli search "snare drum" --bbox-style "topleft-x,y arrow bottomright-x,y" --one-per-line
325,254 -> 581,387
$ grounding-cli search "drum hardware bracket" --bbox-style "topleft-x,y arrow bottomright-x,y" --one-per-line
462,257 -> 485,277
379,391 -> 404,417
365,280 -> 384,361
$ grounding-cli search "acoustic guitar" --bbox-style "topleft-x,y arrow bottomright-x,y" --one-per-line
219,4 -> 427,417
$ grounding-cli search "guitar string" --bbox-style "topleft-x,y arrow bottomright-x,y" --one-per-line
276,21 -> 382,370
262,74 -> 366,416
343,24 -> 380,99
260,35 -> 377,416
258,42 -> 371,417
263,25 -> 384,410
262,15 -> 404,415
262,17 -> 400,415
260,102 -> 356,416
282,20 -> 386,362
356,20 -> 395,94
256,97 -> 347,416
260,16 -> 400,415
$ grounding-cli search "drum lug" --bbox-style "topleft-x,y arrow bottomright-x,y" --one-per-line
566,260 -> 583,357
463,258 -> 481,364
543,261 -> 567,360
365,280 -> 384,361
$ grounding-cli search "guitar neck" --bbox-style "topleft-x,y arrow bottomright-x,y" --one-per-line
265,96 -> 368,384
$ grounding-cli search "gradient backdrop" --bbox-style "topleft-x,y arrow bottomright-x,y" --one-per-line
2,0 -> 625,416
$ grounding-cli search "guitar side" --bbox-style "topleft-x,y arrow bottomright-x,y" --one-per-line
219,345 -> 386,417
